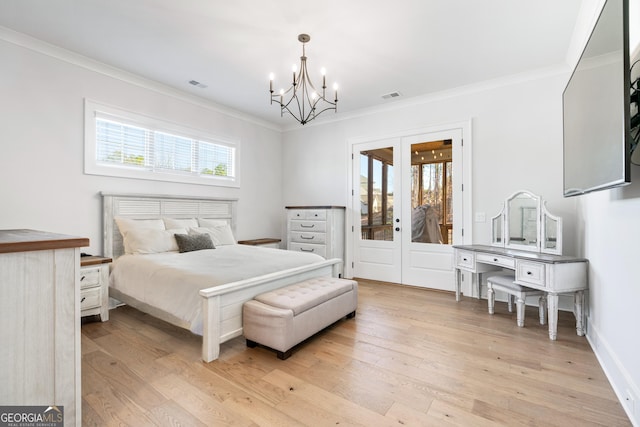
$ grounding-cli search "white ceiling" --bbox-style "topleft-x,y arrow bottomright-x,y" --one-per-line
0,0 -> 583,128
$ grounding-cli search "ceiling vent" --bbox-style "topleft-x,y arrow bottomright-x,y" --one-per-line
188,80 -> 208,89
381,91 -> 401,100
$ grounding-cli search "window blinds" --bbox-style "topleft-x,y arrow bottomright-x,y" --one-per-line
95,118 -> 235,178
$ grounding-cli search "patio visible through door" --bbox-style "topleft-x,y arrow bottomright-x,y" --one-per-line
351,127 -> 465,290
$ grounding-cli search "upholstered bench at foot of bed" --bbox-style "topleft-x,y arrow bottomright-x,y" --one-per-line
242,277 -> 358,360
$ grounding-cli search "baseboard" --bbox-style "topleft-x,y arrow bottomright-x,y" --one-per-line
587,318 -> 639,426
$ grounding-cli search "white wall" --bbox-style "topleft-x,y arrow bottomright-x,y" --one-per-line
2,10 -> 638,424
282,71 -> 578,255
561,0 -> 640,422
570,0 -> 640,423
0,35 -> 284,254
578,176 -> 640,423
281,56 -> 639,424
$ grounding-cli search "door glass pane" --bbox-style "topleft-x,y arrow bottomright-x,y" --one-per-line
445,161 -> 453,243
360,148 -> 394,241
410,141 -> 453,244
422,163 -> 443,216
411,165 -> 420,209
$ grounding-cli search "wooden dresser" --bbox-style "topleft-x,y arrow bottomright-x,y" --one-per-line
285,206 -> 345,275
80,256 -> 112,321
0,229 -> 89,426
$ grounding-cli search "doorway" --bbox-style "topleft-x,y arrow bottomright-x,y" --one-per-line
347,123 -> 471,290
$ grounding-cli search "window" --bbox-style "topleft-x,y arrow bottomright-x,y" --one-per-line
360,148 -> 394,241
410,140 -> 453,244
85,100 -> 239,187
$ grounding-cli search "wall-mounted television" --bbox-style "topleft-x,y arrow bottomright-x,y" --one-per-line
562,0 -> 632,197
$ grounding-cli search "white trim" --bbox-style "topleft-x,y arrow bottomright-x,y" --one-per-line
345,120 -> 472,280
281,65 -> 569,132
84,99 -> 241,188
0,25 -> 571,135
0,25 -> 281,132
587,319 -> 639,425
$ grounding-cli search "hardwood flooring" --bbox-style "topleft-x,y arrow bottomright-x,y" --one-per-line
81,280 -> 630,426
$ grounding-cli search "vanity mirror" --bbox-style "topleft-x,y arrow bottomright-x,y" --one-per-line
506,191 -> 540,251
491,190 -> 562,255
542,203 -> 562,254
490,204 -> 504,246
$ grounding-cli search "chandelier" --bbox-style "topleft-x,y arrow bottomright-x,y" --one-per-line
269,34 -> 338,125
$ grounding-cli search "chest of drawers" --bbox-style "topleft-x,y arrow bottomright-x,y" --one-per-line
80,256 -> 111,321
286,206 -> 345,274
0,229 -> 89,426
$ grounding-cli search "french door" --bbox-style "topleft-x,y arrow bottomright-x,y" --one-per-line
351,138 -> 402,283
351,127 -> 465,290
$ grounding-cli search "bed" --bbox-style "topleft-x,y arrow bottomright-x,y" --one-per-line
102,193 -> 341,362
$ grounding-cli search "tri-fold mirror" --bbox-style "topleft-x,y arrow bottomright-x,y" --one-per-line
491,190 -> 562,255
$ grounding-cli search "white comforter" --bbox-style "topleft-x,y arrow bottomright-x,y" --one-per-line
109,245 -> 324,335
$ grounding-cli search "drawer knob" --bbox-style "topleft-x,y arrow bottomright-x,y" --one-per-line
80,275 -> 85,281
81,297 -> 86,303
300,224 -> 315,228
301,235 -> 315,240
527,271 -> 532,275
493,258 -> 498,262
463,258 -> 468,262
300,248 -> 315,252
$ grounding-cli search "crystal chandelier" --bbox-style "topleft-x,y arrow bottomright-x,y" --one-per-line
269,34 -> 338,125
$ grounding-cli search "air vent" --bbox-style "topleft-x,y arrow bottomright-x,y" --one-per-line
381,91 -> 401,99
188,80 -> 208,89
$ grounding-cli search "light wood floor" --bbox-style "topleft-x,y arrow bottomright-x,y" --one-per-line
81,280 -> 630,426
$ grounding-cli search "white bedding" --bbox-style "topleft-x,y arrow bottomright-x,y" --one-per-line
109,244 -> 324,335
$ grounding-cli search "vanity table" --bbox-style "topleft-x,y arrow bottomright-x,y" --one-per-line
454,191 -> 588,340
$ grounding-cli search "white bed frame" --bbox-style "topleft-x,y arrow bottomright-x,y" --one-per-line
102,192 -> 341,362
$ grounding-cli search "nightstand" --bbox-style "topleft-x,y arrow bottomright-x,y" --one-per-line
80,256 -> 111,321
237,238 -> 282,249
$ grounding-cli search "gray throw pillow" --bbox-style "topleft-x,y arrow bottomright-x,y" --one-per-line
174,233 -> 215,253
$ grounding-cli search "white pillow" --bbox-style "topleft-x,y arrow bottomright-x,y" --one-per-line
163,218 -> 198,229
115,217 -> 165,238
189,225 -> 236,246
198,218 -> 229,227
123,228 -> 186,254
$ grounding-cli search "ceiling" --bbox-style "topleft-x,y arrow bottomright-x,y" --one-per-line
0,0 -> 583,129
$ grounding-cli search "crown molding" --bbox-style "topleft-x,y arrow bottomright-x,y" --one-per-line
0,25 -> 282,132
1,25 -> 571,135
281,63 -> 571,133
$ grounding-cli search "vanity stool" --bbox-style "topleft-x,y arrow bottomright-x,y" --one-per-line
487,274 -> 547,327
